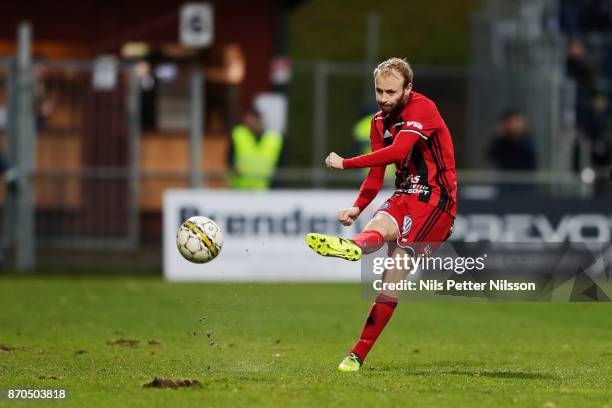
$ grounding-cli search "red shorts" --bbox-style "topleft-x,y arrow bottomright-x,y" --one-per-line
375,193 -> 455,256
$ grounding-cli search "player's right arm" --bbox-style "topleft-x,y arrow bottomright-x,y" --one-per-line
338,119 -> 386,225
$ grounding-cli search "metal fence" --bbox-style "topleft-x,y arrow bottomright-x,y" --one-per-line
0,60 -> 9,266
2,54 -> 141,261
31,60 -> 141,249
1,10 -> 604,270
284,60 -> 587,194
468,1 -> 594,199
285,62 -> 470,188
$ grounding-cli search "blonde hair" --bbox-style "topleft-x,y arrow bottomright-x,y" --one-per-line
373,58 -> 413,87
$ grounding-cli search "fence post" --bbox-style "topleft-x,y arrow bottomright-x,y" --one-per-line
312,61 -> 328,188
127,67 -> 141,248
189,71 -> 204,188
4,60 -> 17,256
15,21 -> 36,271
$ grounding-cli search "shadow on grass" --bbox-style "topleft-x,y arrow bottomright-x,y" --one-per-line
366,364 -> 555,380
445,370 -> 553,379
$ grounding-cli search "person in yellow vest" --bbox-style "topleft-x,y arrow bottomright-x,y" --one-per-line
353,113 -> 373,157
353,111 -> 396,184
228,109 -> 283,190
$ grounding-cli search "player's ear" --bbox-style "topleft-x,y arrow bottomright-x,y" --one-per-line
404,83 -> 412,97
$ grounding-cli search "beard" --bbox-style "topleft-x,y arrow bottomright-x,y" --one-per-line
377,95 -> 405,117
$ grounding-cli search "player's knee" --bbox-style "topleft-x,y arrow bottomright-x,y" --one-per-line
368,214 -> 399,241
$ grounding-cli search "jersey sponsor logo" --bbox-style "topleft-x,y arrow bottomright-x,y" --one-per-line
405,120 -> 423,129
401,215 -> 413,237
397,174 -> 431,196
402,185 -> 431,195
397,185 -> 431,195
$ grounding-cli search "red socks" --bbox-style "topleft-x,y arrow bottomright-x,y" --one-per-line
351,293 -> 398,362
350,230 -> 394,362
352,230 -> 385,254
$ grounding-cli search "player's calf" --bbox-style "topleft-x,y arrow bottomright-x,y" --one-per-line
348,293 -> 398,367
350,230 -> 385,254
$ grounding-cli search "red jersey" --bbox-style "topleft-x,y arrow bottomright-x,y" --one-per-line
343,91 -> 457,217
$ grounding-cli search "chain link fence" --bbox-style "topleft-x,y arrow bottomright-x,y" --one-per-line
1,7 -> 601,270
1,57 -> 140,258
284,60 -> 586,196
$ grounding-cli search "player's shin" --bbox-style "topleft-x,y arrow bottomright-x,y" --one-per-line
351,230 -> 384,254
350,293 -> 398,362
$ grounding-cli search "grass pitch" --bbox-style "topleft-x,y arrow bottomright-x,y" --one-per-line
0,276 -> 611,407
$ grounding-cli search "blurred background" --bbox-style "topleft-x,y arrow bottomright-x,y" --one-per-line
0,0 -> 610,274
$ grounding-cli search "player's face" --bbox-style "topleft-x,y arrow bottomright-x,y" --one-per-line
244,113 -> 263,133
375,71 -> 410,115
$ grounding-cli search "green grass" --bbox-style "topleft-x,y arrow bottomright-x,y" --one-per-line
0,276 -> 611,407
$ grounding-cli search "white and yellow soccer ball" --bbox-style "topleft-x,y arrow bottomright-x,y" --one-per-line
176,216 -> 223,263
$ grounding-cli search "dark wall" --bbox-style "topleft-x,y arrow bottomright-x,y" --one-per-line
0,0 -> 282,112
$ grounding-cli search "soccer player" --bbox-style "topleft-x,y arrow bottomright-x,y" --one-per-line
305,58 -> 457,372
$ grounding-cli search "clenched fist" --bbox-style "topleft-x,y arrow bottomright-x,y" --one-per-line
325,152 -> 344,169
338,206 -> 360,226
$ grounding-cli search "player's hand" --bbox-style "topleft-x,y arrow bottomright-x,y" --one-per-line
325,152 -> 344,169
338,206 -> 360,226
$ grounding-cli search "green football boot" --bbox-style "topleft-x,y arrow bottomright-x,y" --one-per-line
338,352 -> 363,372
305,233 -> 362,261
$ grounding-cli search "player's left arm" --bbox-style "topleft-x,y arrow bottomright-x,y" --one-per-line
326,98 -> 440,169
336,132 -> 420,169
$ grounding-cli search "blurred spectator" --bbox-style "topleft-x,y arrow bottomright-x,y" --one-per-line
566,38 -> 607,135
352,106 -> 374,179
0,94 -> 6,131
1,151 -> 10,174
34,81 -> 57,130
352,108 -> 373,157
206,44 -> 246,132
0,150 -> 17,191
352,104 -> 395,184
227,108 -> 283,190
0,150 -> 15,268
560,0 -> 612,34
487,110 -> 537,171
565,38 -> 611,167
0,93 -> 16,189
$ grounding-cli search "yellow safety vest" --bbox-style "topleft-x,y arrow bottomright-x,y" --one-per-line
230,125 -> 283,190
353,114 -> 395,180
353,114 -> 373,155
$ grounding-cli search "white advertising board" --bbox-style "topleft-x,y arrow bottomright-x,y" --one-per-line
163,190 -> 388,281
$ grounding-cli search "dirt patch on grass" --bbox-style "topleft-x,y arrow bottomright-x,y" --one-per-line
143,377 -> 201,389
106,338 -> 139,347
38,375 -> 59,380
0,344 -> 29,352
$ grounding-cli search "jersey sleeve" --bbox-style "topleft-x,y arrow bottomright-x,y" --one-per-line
397,98 -> 441,140
342,131 -> 420,169
351,119 -> 386,212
